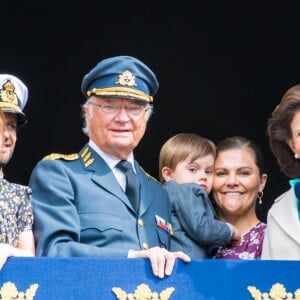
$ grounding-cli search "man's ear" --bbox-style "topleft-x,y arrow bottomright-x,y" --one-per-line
161,166 -> 173,182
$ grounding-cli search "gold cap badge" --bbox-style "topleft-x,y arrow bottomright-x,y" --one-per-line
0,74 -> 28,125
116,71 -> 137,87
0,80 -> 19,106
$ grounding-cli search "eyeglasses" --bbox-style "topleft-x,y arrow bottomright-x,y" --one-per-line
88,101 -> 152,117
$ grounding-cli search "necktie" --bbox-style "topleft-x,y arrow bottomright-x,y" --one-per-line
116,160 -> 140,213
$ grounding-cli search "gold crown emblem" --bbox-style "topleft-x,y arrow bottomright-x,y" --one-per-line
0,282 -> 38,299
112,283 -> 175,300
248,282 -> 300,300
3,81 -> 14,92
0,80 -> 19,105
116,71 -> 137,87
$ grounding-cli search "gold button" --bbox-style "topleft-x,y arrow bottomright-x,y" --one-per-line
143,243 -> 149,250
138,219 -> 144,227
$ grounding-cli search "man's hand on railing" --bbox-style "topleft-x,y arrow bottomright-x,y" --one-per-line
128,246 -> 191,278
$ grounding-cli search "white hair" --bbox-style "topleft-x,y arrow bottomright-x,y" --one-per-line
81,98 -> 153,136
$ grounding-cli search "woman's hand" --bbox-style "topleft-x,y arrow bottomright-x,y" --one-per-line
0,243 -> 34,270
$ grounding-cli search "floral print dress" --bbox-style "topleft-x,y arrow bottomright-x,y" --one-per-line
214,222 -> 266,259
0,178 -> 34,247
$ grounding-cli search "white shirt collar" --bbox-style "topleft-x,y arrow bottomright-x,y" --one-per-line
88,140 -> 136,172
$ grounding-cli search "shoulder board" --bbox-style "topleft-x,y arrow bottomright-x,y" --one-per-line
43,153 -> 79,161
140,166 -> 161,184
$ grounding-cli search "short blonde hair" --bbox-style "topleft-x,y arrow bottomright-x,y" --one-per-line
159,133 -> 216,183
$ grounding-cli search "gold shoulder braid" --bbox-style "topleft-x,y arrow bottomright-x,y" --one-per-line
43,153 -> 79,161
139,166 -> 161,184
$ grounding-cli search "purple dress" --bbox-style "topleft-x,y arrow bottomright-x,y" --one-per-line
214,222 -> 266,259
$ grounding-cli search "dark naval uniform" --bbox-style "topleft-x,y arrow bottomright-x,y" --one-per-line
29,144 -> 172,257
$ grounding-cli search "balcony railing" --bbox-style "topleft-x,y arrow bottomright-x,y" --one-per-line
0,258 -> 299,299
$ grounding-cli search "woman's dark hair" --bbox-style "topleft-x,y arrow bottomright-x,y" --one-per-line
216,136 -> 264,176
267,84 -> 300,178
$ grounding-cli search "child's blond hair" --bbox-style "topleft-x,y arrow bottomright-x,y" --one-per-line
159,133 -> 216,183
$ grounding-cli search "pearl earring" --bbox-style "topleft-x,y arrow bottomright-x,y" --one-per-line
295,153 -> 299,159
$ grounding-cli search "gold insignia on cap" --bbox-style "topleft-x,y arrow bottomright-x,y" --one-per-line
116,70 -> 137,87
0,80 -> 19,105
43,153 -> 79,161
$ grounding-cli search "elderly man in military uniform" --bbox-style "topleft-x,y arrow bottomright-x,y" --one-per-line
29,55 -> 190,278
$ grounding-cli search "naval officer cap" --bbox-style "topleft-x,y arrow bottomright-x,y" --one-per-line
0,74 -> 28,126
81,56 -> 159,103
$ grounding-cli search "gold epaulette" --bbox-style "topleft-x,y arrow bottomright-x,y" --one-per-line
140,166 -> 161,184
43,153 -> 79,161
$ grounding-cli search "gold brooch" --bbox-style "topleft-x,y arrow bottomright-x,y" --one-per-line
112,283 -> 175,300
0,80 -> 19,105
248,282 -> 300,300
116,71 -> 137,87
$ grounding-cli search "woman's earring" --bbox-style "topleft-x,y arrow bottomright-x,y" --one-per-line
257,191 -> 263,205
295,153 -> 299,159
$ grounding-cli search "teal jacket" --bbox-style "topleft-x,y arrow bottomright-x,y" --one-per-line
29,144 -> 171,257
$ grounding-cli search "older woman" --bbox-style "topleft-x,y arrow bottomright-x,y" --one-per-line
262,84 -> 300,259
212,136 -> 268,259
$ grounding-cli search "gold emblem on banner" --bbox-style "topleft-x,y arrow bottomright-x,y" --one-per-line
116,71 -> 137,87
112,283 -> 175,300
248,282 -> 300,300
0,282 -> 38,299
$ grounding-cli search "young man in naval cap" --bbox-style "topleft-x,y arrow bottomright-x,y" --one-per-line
0,74 -> 28,171
29,56 -> 190,278
0,74 -> 34,269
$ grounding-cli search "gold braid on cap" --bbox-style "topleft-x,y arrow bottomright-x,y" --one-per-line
87,87 -> 153,103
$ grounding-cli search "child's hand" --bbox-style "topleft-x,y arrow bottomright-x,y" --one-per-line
230,226 -> 241,245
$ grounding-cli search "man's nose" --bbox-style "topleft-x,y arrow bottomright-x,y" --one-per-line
115,107 -> 131,119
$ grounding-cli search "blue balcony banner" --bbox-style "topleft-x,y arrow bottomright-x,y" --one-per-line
0,258 -> 299,299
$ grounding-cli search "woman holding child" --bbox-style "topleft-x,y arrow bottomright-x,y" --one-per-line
212,136 -> 268,259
